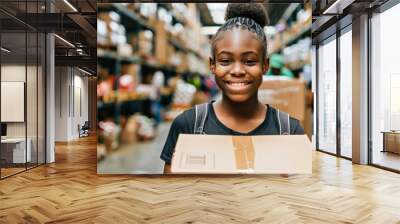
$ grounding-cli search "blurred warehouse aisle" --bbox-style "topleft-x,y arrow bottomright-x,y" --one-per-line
98,122 -> 171,174
97,3 -> 312,174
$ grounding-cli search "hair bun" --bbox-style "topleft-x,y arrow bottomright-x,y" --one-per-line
225,3 -> 268,27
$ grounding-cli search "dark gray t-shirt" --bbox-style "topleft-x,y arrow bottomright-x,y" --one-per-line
160,102 -> 304,164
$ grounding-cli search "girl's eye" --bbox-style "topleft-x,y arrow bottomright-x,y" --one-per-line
218,59 -> 231,66
245,60 -> 257,66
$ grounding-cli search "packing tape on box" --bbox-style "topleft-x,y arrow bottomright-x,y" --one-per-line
232,136 -> 255,172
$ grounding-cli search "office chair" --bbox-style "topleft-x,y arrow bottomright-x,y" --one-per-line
79,121 -> 90,138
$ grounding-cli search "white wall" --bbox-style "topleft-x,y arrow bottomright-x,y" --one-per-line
54,67 -> 89,141
55,67 -> 69,141
72,73 -> 89,138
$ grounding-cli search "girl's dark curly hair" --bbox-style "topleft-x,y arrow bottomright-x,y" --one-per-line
210,3 -> 269,63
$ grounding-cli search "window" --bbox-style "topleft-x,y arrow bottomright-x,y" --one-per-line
317,36 -> 337,154
371,2 -> 400,171
0,1 -> 47,179
339,28 -> 352,158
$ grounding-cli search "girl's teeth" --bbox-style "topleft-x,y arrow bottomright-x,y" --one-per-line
230,82 -> 246,86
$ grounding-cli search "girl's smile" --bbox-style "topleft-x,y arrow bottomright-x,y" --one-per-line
223,79 -> 254,93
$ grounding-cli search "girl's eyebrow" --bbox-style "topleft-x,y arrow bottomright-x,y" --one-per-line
217,50 -> 233,56
241,51 -> 258,56
217,50 -> 258,56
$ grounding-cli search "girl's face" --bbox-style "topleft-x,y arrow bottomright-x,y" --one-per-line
210,28 -> 268,103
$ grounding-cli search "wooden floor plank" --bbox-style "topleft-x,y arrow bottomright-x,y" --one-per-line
0,135 -> 400,223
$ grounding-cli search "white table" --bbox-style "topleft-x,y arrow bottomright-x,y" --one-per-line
1,138 -> 32,163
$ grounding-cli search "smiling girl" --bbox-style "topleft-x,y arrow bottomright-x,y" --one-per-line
161,3 -> 304,173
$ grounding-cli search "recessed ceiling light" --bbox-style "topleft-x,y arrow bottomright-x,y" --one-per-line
78,67 -> 93,76
323,0 -> 354,15
54,34 -> 75,48
63,0 -> 78,12
1,47 -> 11,53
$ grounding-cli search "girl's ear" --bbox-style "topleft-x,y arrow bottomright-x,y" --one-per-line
262,57 -> 269,74
209,57 -> 216,74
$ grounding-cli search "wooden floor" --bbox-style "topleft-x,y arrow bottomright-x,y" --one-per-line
373,151 -> 400,171
1,167 -> 26,178
1,163 -> 45,178
1,135 -> 400,223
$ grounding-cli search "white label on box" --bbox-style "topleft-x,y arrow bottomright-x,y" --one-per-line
179,151 -> 215,170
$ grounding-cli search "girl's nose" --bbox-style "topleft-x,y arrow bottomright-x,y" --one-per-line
230,62 -> 245,76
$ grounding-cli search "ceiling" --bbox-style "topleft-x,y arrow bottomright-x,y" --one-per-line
311,0 -> 390,43
0,1 -> 308,74
0,0 -> 97,74
198,2 -> 304,27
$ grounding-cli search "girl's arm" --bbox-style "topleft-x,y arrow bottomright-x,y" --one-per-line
164,164 -> 171,174
160,110 -> 192,174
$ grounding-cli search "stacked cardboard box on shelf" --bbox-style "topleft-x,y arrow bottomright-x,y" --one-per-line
177,53 -> 188,73
137,3 -> 157,21
155,21 -> 168,65
138,30 -> 154,57
152,4 -> 209,75
258,79 -> 306,122
258,79 -> 312,138
98,11 -> 127,47
99,3 -> 212,125
117,64 -> 141,101
268,4 -> 311,54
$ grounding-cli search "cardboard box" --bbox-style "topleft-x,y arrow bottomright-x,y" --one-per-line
120,115 -> 139,144
121,64 -> 138,76
171,134 -> 313,174
155,21 -> 168,64
117,43 -> 132,57
138,30 -> 153,56
258,79 -> 312,138
258,79 -> 306,122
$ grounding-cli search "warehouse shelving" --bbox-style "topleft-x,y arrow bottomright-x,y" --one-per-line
97,3 -> 213,154
271,26 -> 311,54
268,3 -> 312,75
98,3 -> 155,31
98,48 -> 207,77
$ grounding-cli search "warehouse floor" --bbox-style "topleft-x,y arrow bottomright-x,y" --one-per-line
97,122 -> 171,174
